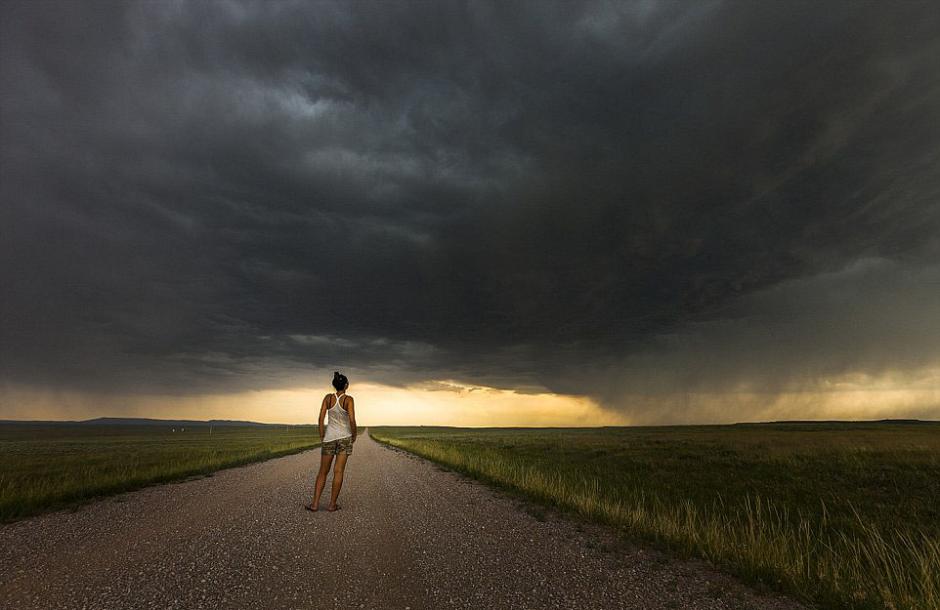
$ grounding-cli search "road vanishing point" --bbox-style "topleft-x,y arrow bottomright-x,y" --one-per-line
0,429 -> 804,610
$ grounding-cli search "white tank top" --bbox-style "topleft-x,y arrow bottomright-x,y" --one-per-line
322,392 -> 353,442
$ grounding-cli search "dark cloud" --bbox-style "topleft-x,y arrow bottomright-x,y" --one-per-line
2,1 -> 939,419
564,256 -> 940,421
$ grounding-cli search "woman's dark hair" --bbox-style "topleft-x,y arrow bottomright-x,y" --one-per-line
332,371 -> 349,391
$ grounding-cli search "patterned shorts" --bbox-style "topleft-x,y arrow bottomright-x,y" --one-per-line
321,436 -> 353,456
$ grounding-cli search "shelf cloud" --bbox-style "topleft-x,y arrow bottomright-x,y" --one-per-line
2,1 -> 939,423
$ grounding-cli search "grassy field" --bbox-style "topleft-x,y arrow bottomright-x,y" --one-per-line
369,422 -> 940,610
0,423 -> 321,522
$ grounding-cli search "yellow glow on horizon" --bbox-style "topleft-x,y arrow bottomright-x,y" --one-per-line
614,366 -> 940,424
348,380 -> 630,427
0,380 -> 628,426
1,367 -> 937,426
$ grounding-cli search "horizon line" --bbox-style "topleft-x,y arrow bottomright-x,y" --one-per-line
1,416 -> 937,428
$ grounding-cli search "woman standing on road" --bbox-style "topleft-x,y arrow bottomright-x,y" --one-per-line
306,371 -> 357,512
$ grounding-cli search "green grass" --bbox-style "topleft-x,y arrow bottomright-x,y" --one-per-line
0,424 -> 321,521
369,422 -> 940,610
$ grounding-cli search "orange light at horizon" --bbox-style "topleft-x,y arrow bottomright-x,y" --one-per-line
0,380 -> 628,427
1,368 -> 938,426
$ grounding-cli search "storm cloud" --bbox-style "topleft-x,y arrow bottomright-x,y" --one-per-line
2,1 -> 939,421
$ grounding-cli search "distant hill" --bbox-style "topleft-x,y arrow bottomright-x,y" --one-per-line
733,419 -> 937,426
0,417 -> 305,427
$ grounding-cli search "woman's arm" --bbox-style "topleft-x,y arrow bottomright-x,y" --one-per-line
347,396 -> 357,442
317,394 -> 328,441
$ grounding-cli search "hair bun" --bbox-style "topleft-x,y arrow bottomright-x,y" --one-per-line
333,371 -> 340,377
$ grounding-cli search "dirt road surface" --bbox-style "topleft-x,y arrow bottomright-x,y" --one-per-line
0,429 -> 805,610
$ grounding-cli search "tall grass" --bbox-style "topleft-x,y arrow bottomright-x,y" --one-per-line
0,424 -> 321,521
370,425 -> 940,610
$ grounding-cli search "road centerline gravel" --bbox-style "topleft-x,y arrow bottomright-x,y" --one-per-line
0,429 -> 805,610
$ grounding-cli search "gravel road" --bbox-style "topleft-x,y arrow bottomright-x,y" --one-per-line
0,429 -> 806,610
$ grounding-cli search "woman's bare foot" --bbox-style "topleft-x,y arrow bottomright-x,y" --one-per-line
327,504 -> 341,512
304,503 -> 318,512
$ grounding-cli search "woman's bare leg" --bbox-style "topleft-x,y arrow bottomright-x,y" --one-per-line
310,454 -> 334,510
327,452 -> 349,510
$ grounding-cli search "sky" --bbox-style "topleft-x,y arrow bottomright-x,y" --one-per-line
1,1 -> 939,426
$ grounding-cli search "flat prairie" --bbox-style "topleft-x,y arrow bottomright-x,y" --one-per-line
0,423 -> 321,521
370,422 -> 940,610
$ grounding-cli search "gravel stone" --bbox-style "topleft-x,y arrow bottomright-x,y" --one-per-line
0,429 -> 807,610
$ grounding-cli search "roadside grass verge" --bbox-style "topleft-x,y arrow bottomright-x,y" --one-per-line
369,424 -> 940,610
0,424 -> 321,522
